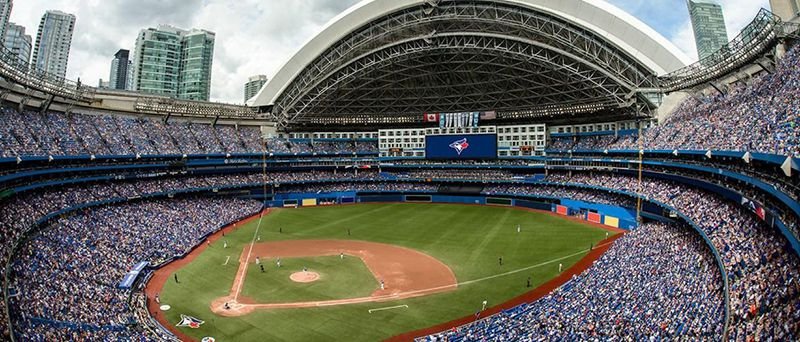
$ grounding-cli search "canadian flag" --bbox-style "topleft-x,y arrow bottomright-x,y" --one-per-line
424,113 -> 440,122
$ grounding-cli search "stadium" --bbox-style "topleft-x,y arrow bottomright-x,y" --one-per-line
1,0 -> 799,341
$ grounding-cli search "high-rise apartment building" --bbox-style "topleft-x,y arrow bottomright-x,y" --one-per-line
31,10 -> 76,79
244,75 -> 268,102
4,22 -> 31,65
0,0 -> 12,42
132,26 -> 182,97
109,49 -> 133,90
687,0 -> 729,60
132,25 -> 215,101
178,29 -> 215,101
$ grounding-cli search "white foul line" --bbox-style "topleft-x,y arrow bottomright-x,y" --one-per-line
362,240 -> 616,303
230,239 -> 618,309
223,256 -> 230,265
456,241 -> 613,288
234,208 -> 268,301
368,304 -> 409,313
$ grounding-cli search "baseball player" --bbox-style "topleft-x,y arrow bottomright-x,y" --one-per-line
380,280 -> 385,290
340,252 -> 344,259
517,224 -> 521,233
276,258 -> 281,268
255,256 -> 260,265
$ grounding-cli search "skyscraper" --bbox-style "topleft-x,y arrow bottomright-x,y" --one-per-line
4,22 -> 31,65
109,49 -> 132,90
244,75 -> 268,102
178,29 -> 215,101
687,0 -> 729,60
0,0 -> 12,42
132,25 -> 215,101
132,26 -> 182,97
31,10 -> 76,79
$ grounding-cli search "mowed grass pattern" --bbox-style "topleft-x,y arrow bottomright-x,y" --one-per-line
159,203 -> 611,341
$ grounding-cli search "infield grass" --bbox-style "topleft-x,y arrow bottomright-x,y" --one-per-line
240,256 -> 377,303
158,203 -> 612,341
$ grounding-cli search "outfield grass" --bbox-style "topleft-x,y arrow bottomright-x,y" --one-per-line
158,203 -> 611,341
240,256 -> 377,303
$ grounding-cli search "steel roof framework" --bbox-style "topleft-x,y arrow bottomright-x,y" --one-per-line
272,1 -> 661,128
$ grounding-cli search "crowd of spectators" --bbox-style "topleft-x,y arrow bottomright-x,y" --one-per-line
264,138 -> 378,155
5,47 -> 800,160
546,172 -> 800,340
546,46 -> 800,157
0,108 -> 264,157
386,159 -> 532,166
7,197 -> 262,340
613,47 -> 799,156
421,222 -> 725,340
2,166 -> 798,339
276,182 -> 438,193
548,135 -> 632,151
400,170 -> 522,181
483,183 -> 636,208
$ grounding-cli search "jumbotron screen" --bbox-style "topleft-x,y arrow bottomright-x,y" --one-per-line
425,134 -> 498,159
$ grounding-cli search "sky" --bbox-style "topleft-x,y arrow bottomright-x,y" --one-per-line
8,0 -> 771,104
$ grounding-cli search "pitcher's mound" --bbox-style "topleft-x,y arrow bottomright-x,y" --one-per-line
290,271 -> 320,283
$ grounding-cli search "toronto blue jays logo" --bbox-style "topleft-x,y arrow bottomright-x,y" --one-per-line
176,314 -> 205,329
449,138 -> 470,155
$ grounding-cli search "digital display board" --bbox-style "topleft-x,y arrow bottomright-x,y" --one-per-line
425,134 -> 497,159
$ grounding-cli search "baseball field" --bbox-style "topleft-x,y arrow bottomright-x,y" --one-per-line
149,203 -> 615,341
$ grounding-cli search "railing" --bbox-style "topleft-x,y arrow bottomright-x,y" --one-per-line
0,45 -> 94,102
659,8 -> 782,92
0,45 -> 261,120
134,95 -> 262,120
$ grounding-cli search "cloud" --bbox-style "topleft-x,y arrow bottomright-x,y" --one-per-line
191,0 -> 358,103
11,0 -> 360,103
9,0 -> 773,102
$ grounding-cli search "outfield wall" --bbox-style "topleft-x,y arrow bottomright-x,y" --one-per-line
267,192 -> 638,230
